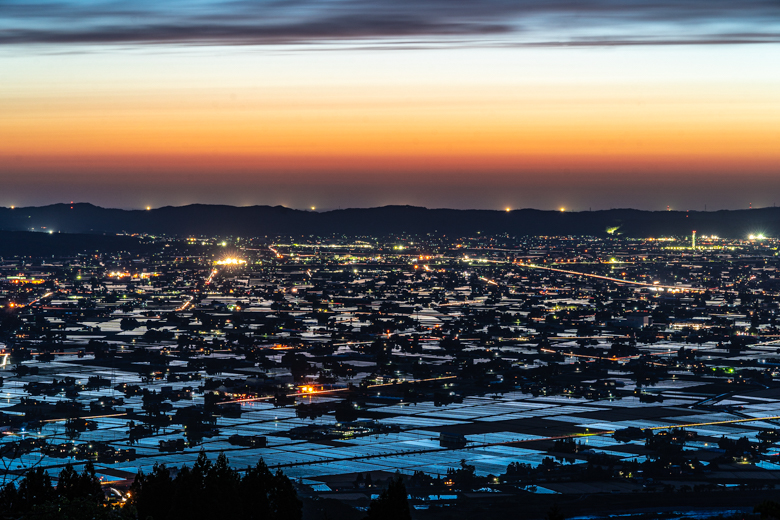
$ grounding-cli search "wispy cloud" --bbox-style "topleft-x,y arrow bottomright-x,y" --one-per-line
1,0 -> 778,47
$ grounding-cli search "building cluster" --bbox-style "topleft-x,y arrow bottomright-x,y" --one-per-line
1,232 -> 780,510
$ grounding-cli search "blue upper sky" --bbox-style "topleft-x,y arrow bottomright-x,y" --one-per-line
2,0 -> 778,48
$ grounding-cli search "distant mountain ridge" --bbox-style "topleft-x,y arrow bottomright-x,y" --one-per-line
0,203 -> 778,239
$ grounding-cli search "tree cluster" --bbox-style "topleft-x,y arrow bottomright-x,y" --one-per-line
129,452 -> 301,520
0,463 -> 117,520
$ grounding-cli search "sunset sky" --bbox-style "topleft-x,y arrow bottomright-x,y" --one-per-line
2,0 -> 779,210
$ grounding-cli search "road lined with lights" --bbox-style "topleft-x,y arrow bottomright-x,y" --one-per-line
516,262 -> 704,292
214,375 -> 458,405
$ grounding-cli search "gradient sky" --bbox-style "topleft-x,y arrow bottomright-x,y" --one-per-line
2,0 -> 779,210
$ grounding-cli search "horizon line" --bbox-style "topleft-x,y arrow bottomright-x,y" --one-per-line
2,202 -> 776,213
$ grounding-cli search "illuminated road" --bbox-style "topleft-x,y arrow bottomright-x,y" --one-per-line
22,291 -> 55,308
444,254 -> 709,293
516,262 -> 703,292
215,375 -> 458,405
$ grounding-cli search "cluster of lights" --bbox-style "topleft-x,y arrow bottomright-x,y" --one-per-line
749,234 -> 767,240
10,279 -> 44,285
215,258 -> 246,265
107,272 -> 156,279
648,287 -> 683,293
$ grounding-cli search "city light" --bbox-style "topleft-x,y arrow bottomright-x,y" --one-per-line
2,227 -> 780,511
215,258 -> 246,265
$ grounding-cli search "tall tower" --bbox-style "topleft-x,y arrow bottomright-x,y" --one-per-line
692,230 -> 696,250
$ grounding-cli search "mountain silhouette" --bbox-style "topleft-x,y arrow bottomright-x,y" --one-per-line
0,204 -> 777,240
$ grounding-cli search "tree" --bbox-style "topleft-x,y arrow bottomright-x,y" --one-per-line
755,500 -> 780,520
127,453 -> 301,520
546,503 -> 566,520
447,459 -> 477,491
240,459 -> 273,520
203,453 -> 240,520
56,462 -> 103,505
129,463 -> 174,520
365,476 -> 411,520
120,317 -> 140,331
16,467 -> 55,513
269,469 -> 303,520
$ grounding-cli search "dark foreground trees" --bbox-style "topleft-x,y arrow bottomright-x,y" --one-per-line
130,452 -> 301,520
0,452 -> 302,520
364,476 -> 411,520
0,463 -> 126,520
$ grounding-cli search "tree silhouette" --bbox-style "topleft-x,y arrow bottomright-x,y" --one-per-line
365,476 -> 411,520
546,503 -> 566,520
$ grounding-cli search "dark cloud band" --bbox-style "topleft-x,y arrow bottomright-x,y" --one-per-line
1,0 -> 778,47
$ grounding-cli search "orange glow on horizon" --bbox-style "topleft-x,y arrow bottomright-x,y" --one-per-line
1,83 -> 778,168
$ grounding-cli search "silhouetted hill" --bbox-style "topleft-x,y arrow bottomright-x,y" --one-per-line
0,204 -> 778,239
0,230 -> 143,257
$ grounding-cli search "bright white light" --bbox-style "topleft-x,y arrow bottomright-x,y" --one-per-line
215,258 -> 246,265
